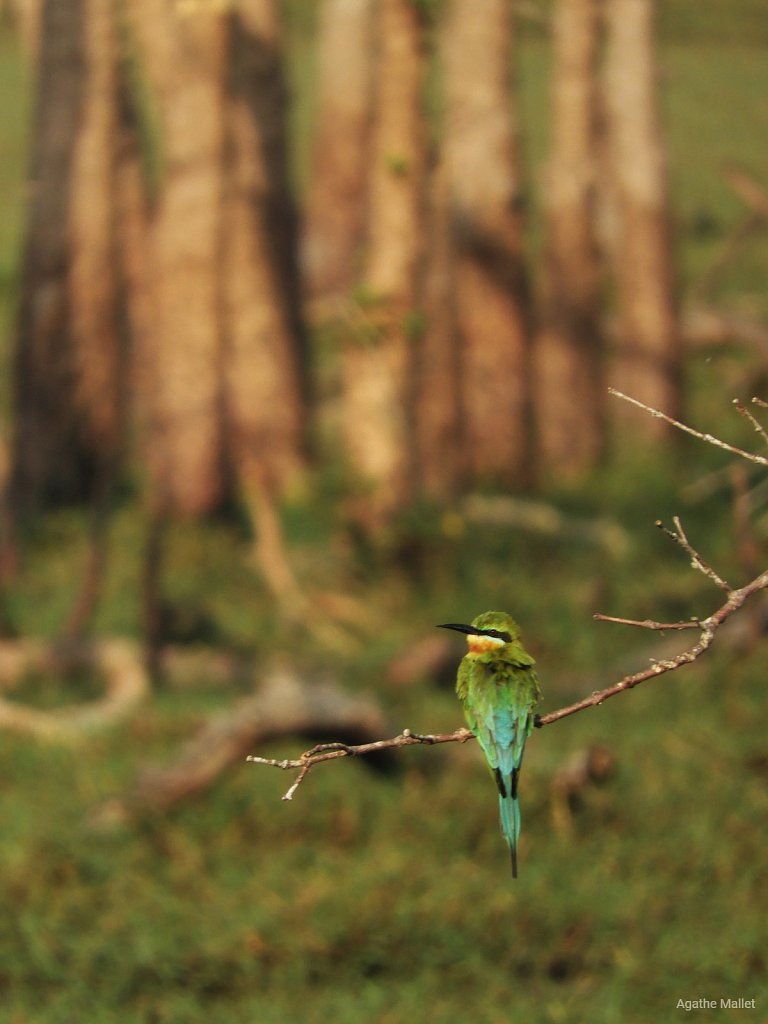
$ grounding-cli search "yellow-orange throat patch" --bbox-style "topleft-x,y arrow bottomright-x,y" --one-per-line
466,634 -> 506,656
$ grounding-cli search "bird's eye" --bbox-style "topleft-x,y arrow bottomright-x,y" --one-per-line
484,629 -> 512,642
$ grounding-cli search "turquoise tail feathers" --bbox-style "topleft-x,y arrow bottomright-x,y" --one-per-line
498,785 -> 521,879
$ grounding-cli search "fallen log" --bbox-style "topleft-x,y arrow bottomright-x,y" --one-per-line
91,666 -> 389,825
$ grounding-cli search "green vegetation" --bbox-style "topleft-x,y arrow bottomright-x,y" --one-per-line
1,448 -> 766,1022
1,1 -> 767,1020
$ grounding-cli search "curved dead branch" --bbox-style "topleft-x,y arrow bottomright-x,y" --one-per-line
90,667 -> 388,826
0,638 -> 149,741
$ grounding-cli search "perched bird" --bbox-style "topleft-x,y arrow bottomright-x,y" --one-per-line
438,611 -> 541,878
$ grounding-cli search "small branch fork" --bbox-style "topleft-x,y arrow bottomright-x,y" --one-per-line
655,515 -> 732,592
608,389 -> 768,468
248,393 -> 768,801
250,729 -> 474,801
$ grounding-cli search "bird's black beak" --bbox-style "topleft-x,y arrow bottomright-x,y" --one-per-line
436,623 -> 479,636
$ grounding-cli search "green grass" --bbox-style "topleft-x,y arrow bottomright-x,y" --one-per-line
0,635 -> 766,1021
664,41 -> 768,308
1,450 -> 766,1020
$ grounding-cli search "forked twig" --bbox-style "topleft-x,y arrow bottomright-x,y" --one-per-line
733,399 -> 768,448
544,568 -> 768,726
592,614 -> 701,630
655,516 -> 731,592
248,729 -> 473,800
609,389 -> 768,467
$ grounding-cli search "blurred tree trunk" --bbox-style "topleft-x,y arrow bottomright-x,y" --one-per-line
536,0 -> 605,477
112,15 -> 154,451
126,0 -> 308,517
130,0 -> 228,516
442,0 -> 534,486
413,157 -> 462,498
219,0 -> 309,619
6,0 -> 41,58
12,0 -> 122,507
126,0 -> 310,653
341,0 -> 426,525
221,0 -> 309,500
69,0 -> 123,475
302,0 -> 374,301
56,2 -> 154,646
604,0 -> 682,428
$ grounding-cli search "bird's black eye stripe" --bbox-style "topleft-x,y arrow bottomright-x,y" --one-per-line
482,629 -> 512,643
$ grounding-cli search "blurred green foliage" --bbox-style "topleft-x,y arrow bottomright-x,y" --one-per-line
1,544 -> 767,1021
2,442 -> 766,1021
0,0 -> 767,1020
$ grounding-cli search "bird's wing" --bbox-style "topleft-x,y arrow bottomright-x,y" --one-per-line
465,666 -> 536,779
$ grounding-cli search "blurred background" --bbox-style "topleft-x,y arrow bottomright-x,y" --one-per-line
0,0 -> 767,1020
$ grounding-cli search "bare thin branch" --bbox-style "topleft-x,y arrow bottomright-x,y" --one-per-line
247,728 -> 473,800
608,389 -> 768,467
593,613 -> 701,630
248,568 -> 768,796
542,567 -> 768,726
655,516 -> 732,592
733,399 -> 768,448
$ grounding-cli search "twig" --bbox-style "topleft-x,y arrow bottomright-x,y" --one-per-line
593,613 -> 700,630
656,516 -> 732,592
733,399 -> 768,448
247,729 -> 473,800
91,671 -> 388,825
543,567 -> 768,726
248,567 -> 768,797
608,389 -> 768,467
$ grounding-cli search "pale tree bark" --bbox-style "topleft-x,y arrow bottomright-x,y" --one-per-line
219,0 -> 309,618
127,0 -> 310,648
69,0 -> 123,472
536,0 -> 605,476
603,0 -> 682,430
221,0 -> 308,499
112,33 -> 154,449
12,0 -> 122,506
413,157 -> 462,498
302,0 -> 375,301
442,0 -> 534,485
341,0 -> 426,523
5,0 -> 42,59
129,0 -> 228,515
12,0 -> 77,505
